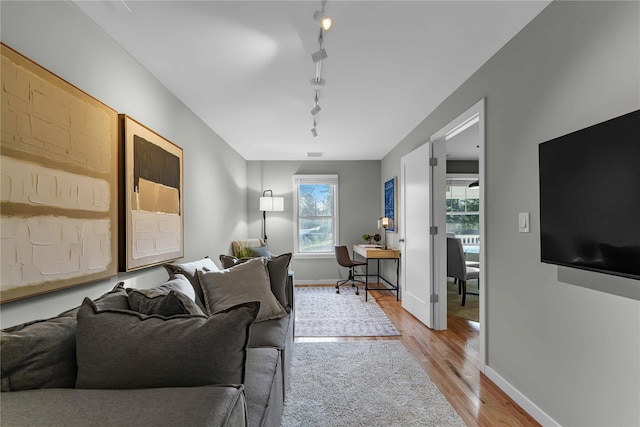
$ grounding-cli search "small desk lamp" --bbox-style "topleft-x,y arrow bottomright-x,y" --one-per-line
378,217 -> 394,249
260,190 -> 284,244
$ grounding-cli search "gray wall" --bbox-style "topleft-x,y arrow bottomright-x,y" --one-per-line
0,1 -> 248,327
382,2 -> 639,425
247,161 -> 381,283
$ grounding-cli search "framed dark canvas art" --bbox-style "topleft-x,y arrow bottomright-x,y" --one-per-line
1,44 -> 118,303
120,115 -> 184,271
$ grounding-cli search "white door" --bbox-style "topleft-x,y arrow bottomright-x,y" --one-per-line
400,139 -> 446,329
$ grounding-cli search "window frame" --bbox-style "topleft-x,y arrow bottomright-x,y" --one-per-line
445,174 -> 480,238
292,174 -> 339,259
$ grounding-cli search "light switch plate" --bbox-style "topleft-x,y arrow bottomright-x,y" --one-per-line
518,212 -> 530,233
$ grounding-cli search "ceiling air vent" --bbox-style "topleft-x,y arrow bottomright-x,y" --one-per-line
307,152 -> 323,158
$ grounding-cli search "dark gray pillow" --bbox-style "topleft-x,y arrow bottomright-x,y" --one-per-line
127,289 -> 204,317
266,253 -> 292,310
198,257 -> 287,322
163,257 -> 219,309
75,298 -> 259,389
0,282 -> 129,392
219,254 -> 241,269
1,316 -> 77,391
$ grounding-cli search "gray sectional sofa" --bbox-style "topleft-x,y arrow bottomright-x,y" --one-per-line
1,254 -> 295,427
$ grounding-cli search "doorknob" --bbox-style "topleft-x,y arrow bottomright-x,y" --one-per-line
399,238 -> 405,243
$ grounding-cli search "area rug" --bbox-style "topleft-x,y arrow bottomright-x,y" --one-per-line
295,286 -> 400,337
281,341 -> 465,427
447,279 -> 479,322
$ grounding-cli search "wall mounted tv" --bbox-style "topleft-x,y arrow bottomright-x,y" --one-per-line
539,109 -> 640,280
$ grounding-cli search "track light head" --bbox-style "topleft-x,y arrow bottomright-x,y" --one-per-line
310,105 -> 322,115
313,10 -> 333,31
311,48 -> 327,63
311,127 -> 318,137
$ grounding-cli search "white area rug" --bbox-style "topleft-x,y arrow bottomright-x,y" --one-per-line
295,286 -> 400,337
281,341 -> 465,427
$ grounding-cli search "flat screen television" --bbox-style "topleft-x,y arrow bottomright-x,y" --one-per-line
539,109 -> 640,280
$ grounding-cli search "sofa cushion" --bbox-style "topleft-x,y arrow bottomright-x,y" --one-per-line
0,282 -> 128,392
75,299 -> 259,389
127,289 -> 204,317
0,386 -> 247,427
244,347 -> 283,427
266,253 -> 292,310
198,257 -> 287,322
163,257 -> 219,309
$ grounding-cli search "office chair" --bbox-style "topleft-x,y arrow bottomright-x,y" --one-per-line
334,245 -> 367,295
446,237 -> 480,306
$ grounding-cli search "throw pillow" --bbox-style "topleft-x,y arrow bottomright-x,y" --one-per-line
266,253 -> 292,310
219,254 -> 241,269
75,298 -> 259,389
1,316 -> 77,391
198,257 -> 287,322
127,289 -> 204,317
163,257 -> 220,309
250,245 -> 272,259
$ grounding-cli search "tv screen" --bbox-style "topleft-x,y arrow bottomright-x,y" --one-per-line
539,109 -> 640,280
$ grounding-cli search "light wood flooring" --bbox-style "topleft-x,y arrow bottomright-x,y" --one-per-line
295,286 -> 540,427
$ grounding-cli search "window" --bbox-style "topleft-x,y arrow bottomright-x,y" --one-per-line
446,177 -> 479,244
293,175 -> 339,257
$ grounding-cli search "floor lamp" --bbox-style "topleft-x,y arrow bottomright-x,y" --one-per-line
259,190 -> 284,244
378,217 -> 394,249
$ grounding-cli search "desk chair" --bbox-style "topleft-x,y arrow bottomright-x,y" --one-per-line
446,237 -> 480,306
334,245 -> 367,295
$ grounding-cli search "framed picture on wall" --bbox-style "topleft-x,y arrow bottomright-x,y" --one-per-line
120,115 -> 184,271
384,177 -> 397,232
1,44 -> 119,303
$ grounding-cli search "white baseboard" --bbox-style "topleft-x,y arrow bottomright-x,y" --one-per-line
484,366 -> 560,427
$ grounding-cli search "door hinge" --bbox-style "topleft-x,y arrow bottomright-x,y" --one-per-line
430,294 -> 439,303
430,226 -> 438,235
429,157 -> 438,166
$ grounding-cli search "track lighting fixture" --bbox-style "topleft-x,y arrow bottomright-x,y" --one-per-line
311,48 -> 327,63
313,10 -> 332,31
308,1 -> 332,138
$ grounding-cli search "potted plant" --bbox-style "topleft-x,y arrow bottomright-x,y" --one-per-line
361,234 -> 374,244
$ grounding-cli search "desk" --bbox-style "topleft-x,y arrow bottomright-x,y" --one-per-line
352,245 -> 401,301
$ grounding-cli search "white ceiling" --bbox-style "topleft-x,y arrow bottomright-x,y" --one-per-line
75,1 -> 550,161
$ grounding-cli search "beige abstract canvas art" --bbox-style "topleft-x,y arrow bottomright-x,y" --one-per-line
0,44 -> 118,303
120,115 -> 184,271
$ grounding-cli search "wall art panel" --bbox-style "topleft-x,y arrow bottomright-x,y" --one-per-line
0,43 -> 118,303
120,115 -> 184,271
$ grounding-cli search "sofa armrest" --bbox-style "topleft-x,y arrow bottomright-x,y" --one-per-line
286,270 -> 295,312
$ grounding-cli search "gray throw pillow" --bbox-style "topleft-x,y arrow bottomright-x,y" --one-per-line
163,257 -> 219,308
0,282 -> 128,392
75,298 -> 259,389
127,289 -> 204,317
219,254 -> 241,269
266,253 -> 292,310
198,257 -> 287,322
1,316 -> 77,391
150,273 -> 197,302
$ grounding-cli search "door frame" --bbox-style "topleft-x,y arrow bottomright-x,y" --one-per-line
430,98 -> 486,371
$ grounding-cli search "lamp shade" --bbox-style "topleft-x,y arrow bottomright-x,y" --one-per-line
260,196 -> 284,212
378,217 -> 393,229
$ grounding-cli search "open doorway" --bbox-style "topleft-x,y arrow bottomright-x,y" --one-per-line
430,99 -> 486,370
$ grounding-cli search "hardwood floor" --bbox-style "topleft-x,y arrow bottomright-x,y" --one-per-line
295,286 -> 540,427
